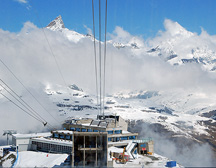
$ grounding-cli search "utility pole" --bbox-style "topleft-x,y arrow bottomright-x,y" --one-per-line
3,130 -> 17,145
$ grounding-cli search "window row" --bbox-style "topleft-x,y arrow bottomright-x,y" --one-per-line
108,136 -> 136,142
32,141 -> 72,154
69,127 -> 105,133
53,133 -> 73,140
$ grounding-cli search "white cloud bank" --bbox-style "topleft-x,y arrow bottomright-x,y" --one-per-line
0,19 -> 216,146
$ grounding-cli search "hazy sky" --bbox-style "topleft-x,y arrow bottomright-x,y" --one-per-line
1,0 -> 216,38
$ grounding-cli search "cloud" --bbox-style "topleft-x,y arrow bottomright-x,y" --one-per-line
1,20 -> 216,99
105,24 -> 216,94
109,26 -> 145,46
130,122 -> 216,167
110,26 -> 132,42
14,0 -> 28,4
1,19 -> 216,145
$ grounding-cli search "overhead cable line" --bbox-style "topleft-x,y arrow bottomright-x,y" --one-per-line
99,0 -> 102,115
29,0 -> 68,89
92,0 -> 108,117
40,24 -> 68,88
0,92 -> 44,124
0,58 -> 60,125
0,83 -> 44,123
1,90 -> 56,129
30,3 -> 76,123
92,0 -> 99,115
0,82 -> 56,129
0,79 -> 47,124
103,0 -> 108,116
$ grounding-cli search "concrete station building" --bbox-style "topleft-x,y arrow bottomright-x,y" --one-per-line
62,115 -> 139,142
11,115 -> 154,167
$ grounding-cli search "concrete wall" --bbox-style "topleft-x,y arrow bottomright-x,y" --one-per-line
13,138 -> 32,152
12,137 -> 16,146
137,141 -> 154,154
18,144 -> 29,151
118,116 -> 128,131
147,141 -> 154,153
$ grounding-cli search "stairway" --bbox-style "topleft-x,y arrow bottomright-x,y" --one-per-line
126,142 -> 136,159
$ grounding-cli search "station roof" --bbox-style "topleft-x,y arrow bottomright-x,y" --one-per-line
12,132 -> 51,139
63,115 -> 123,128
32,137 -> 73,146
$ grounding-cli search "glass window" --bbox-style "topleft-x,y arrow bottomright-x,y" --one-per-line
53,133 -> 59,138
66,135 -> 71,140
121,136 -> 128,140
81,128 -> 86,132
60,134 -> 64,139
108,138 -> 112,142
76,128 -> 81,132
93,129 -> 99,132
87,129 -> 93,132
107,131 -> 113,134
70,127 -> 75,131
129,136 -> 136,140
140,144 -> 146,147
114,130 -> 122,134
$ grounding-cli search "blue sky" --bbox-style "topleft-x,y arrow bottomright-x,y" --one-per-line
1,0 -> 216,38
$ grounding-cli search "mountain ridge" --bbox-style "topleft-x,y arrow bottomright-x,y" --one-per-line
43,16 -> 216,164
46,16 -> 216,72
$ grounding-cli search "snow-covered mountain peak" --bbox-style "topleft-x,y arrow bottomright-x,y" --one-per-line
46,16 -> 91,43
45,16 -> 216,71
47,15 -> 65,31
164,19 -> 193,38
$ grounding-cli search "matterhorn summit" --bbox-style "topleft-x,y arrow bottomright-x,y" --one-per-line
46,15 -> 86,43
46,15 -> 65,31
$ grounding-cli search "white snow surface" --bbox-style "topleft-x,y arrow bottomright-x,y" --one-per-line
112,154 -> 182,168
108,146 -> 182,168
14,151 -> 68,167
46,84 -> 215,139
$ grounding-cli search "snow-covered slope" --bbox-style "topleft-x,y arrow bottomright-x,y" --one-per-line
46,84 -> 215,137
45,83 -> 216,166
41,15 -> 216,153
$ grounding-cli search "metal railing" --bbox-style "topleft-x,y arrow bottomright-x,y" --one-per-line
132,137 -> 152,143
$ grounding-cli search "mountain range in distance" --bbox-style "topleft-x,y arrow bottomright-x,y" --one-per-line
45,16 -> 216,166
